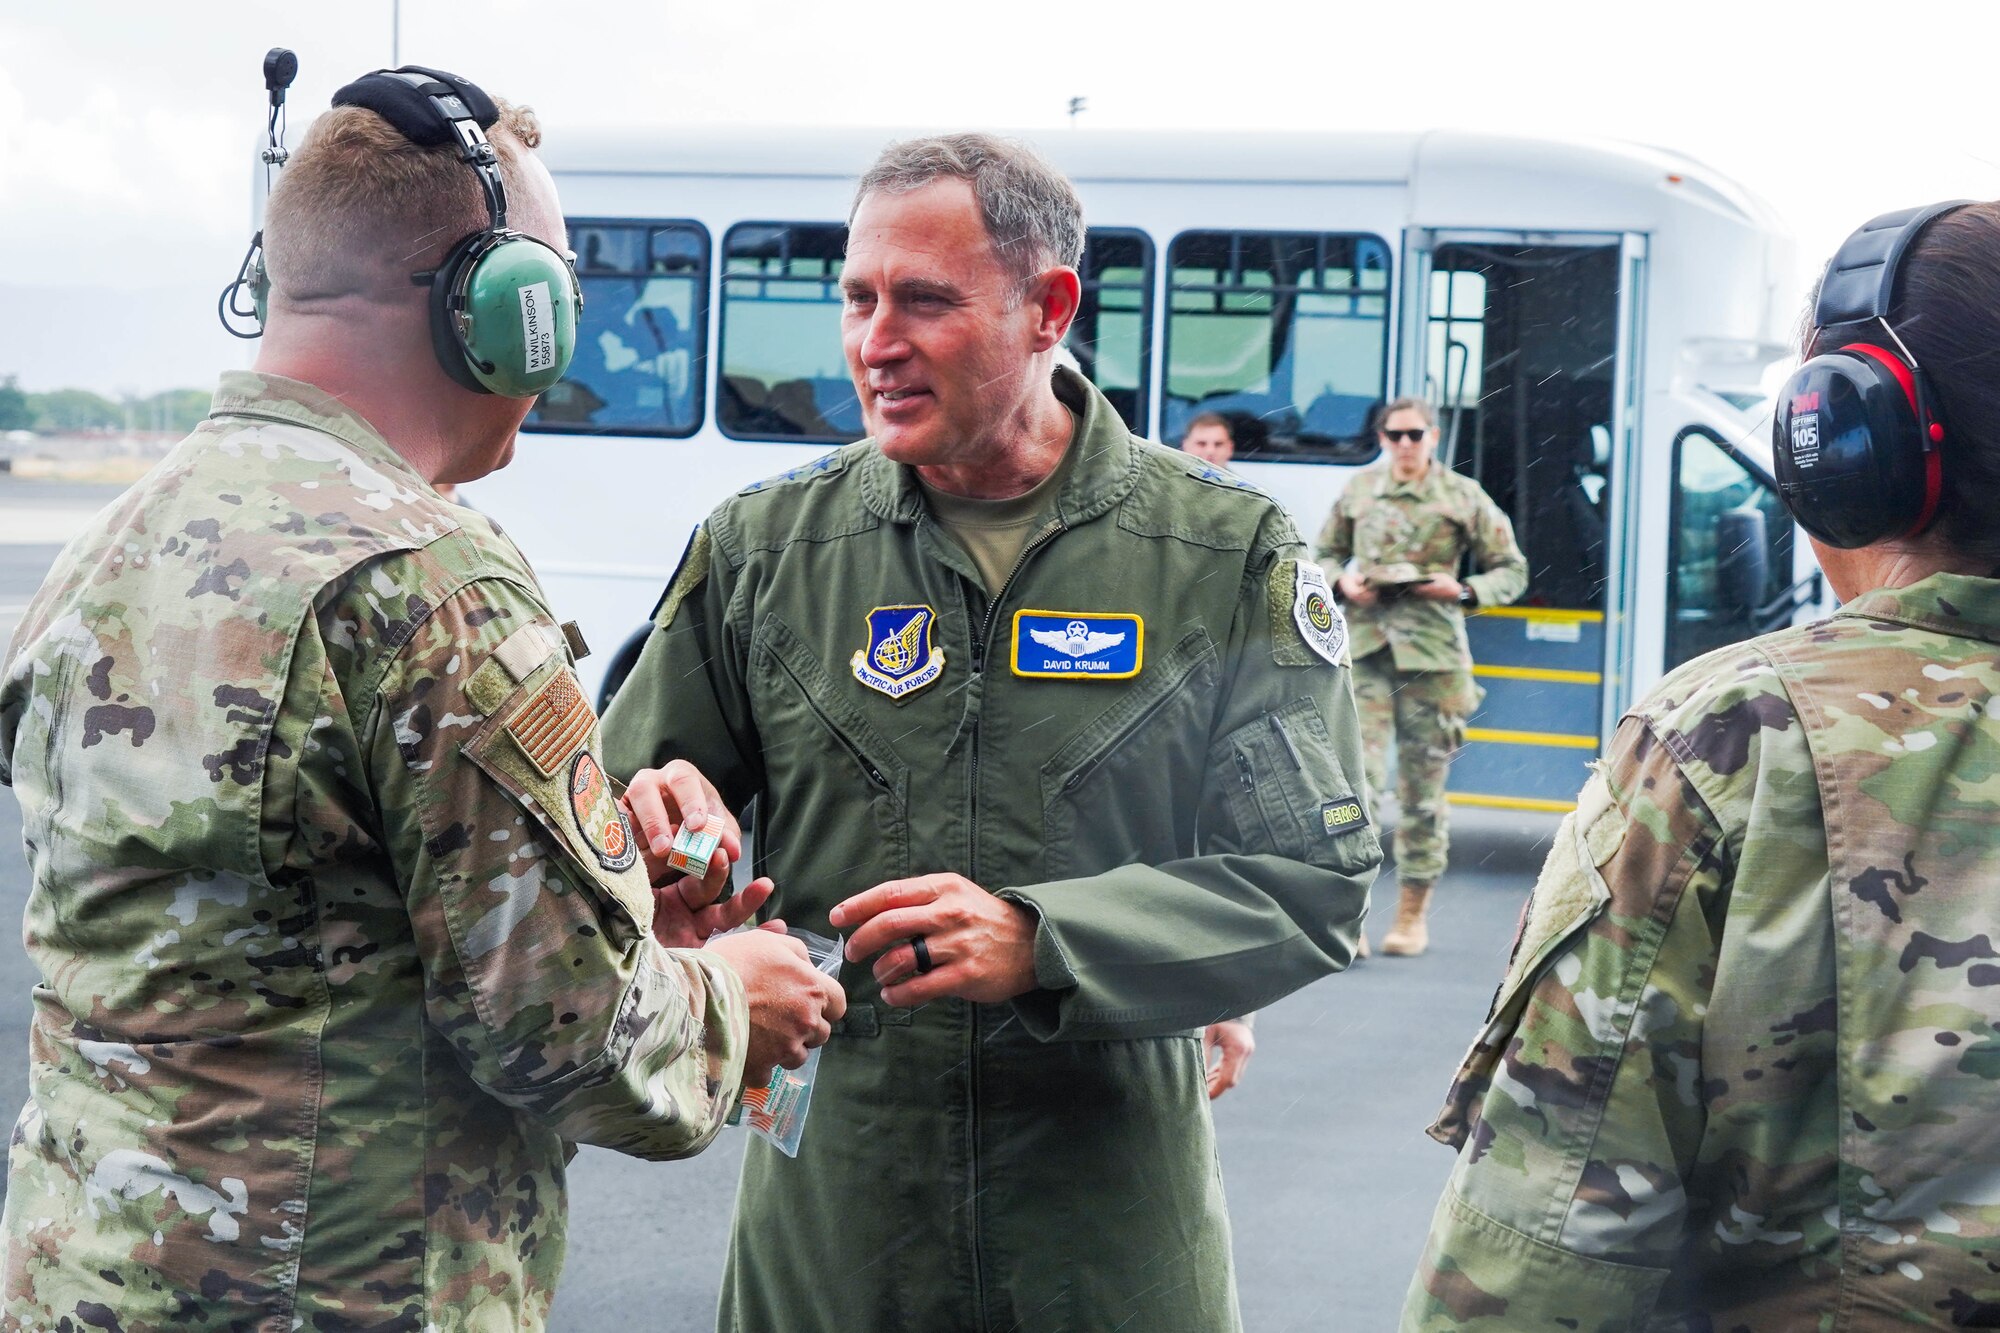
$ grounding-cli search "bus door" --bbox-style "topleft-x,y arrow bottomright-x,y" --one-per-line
1401,230 -> 1646,813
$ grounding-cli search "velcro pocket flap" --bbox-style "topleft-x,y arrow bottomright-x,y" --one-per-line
464,660 -> 655,944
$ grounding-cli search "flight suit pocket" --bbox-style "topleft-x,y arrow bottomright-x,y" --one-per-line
1039,628 -> 1215,880
753,616 -> 910,881
462,660 -> 654,947
1221,696 -> 1380,873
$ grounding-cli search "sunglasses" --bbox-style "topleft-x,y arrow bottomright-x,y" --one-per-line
1380,428 -> 1430,443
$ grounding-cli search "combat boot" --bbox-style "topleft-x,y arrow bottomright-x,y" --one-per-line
1379,883 -> 1432,957
1354,926 -> 1371,960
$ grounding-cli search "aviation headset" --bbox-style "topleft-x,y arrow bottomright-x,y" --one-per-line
1772,201 -> 1973,549
218,52 -> 582,399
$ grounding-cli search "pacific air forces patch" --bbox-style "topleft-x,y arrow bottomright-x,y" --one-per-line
852,605 -> 946,699
1290,560 -> 1347,666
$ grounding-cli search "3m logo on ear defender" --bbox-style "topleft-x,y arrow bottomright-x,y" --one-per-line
1321,798 -> 1368,836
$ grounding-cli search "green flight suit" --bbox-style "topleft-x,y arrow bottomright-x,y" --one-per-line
604,368 -> 1382,1333
0,372 -> 747,1331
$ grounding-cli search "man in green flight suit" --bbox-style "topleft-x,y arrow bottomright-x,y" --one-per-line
603,133 -> 1382,1332
0,69 -> 842,1331
1316,397 -> 1527,956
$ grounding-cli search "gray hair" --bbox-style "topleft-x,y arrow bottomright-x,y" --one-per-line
852,133 -> 1086,291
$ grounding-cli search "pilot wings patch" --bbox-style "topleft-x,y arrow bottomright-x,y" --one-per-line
1012,611 -> 1144,680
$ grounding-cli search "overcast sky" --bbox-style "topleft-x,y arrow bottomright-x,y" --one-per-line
4,0 -> 1998,396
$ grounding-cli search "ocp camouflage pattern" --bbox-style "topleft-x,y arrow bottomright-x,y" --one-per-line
1352,653 -> 1480,889
1404,573 -> 2000,1330
0,371 -> 748,1331
1315,460 -> 1527,673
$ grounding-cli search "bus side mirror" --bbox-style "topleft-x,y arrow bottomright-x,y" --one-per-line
1716,506 -> 1769,623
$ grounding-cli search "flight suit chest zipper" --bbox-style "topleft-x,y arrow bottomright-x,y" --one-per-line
771,654 -> 889,790
961,515 -> 1063,1331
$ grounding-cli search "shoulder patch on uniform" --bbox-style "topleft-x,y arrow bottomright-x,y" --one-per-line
651,526 -> 711,630
568,749 -> 639,872
737,449 -> 847,496
1270,559 -> 1346,667
508,667 -> 596,776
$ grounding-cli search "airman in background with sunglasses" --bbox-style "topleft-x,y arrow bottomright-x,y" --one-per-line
1315,396 -> 1527,956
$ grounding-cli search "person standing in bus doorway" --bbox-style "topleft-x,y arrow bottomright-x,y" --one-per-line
1182,410 -> 1237,467
1316,398 -> 1527,956
604,132 -> 1380,1333
1403,199 -> 2000,1329
0,66 -> 844,1330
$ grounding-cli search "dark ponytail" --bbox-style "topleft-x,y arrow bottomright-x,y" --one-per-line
1891,202 -> 2000,562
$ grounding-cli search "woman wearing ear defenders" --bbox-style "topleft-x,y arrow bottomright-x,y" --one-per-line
1401,200 -> 2000,1329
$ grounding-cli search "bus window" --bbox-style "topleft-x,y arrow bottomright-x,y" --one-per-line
1428,268 -> 1486,419
1067,229 -> 1153,434
719,222 -> 862,443
1666,426 -> 1794,669
527,219 -> 707,437
1162,230 -> 1389,461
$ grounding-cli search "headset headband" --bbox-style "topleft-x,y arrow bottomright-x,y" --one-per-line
331,66 -> 509,229
1815,199 -> 1974,330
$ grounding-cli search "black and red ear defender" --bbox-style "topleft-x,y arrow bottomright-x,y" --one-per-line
1772,200 -> 1973,549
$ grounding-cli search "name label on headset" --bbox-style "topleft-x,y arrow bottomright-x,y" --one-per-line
519,281 -> 556,375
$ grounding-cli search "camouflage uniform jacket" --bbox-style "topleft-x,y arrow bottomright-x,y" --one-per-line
1315,461 -> 1527,671
1403,572 -> 2000,1331
0,372 -> 748,1333
604,367 -> 1381,1333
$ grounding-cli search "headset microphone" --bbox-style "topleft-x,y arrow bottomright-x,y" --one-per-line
217,47 -> 296,339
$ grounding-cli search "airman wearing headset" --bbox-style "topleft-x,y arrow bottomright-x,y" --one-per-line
0,62 -> 842,1330
1402,200 -> 2000,1327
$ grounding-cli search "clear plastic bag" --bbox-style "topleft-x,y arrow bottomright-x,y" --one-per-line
727,928 -> 842,1158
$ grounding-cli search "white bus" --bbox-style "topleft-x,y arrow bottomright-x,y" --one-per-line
462,126 -> 1817,813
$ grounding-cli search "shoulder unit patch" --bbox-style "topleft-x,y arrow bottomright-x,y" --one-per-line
568,749 -> 639,872
1289,560 -> 1347,667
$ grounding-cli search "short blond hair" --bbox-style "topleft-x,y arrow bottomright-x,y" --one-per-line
263,98 -> 542,301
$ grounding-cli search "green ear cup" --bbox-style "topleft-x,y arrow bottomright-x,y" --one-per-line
451,234 -> 582,397
250,251 -> 270,327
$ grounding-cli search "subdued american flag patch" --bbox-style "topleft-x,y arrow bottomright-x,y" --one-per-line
508,669 -> 595,776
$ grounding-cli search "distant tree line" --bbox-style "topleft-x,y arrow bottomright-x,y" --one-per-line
0,376 -> 210,435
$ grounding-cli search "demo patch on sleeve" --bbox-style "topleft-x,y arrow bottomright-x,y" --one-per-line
1010,611 -> 1143,680
1320,797 -> 1369,837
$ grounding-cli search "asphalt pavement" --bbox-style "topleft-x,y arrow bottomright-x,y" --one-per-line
0,474 -> 1557,1331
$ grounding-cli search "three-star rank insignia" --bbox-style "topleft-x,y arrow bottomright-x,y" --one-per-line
568,750 -> 639,872
852,605 -> 947,699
